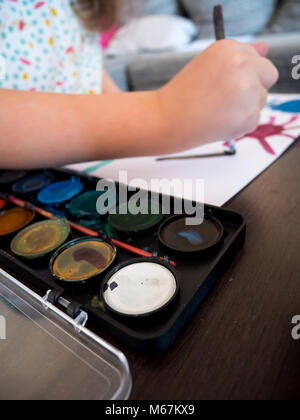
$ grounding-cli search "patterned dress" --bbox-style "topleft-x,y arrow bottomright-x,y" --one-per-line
0,0 -> 102,94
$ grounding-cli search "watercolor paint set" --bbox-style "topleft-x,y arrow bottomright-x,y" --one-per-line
0,168 -> 246,354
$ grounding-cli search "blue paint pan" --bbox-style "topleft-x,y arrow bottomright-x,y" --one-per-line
12,172 -> 54,195
37,178 -> 83,205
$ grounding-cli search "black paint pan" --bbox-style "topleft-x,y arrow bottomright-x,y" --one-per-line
158,214 -> 224,255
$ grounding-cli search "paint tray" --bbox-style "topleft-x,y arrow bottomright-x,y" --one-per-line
0,168 -> 246,355
0,269 -> 132,400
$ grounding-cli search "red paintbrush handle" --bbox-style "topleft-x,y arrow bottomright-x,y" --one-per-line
8,196 -> 27,208
33,206 -> 53,219
68,221 -> 99,237
8,196 -> 53,219
67,224 -> 177,266
0,198 -> 7,211
8,195 -> 176,266
112,239 -> 176,267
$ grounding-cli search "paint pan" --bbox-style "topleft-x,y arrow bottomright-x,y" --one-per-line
0,207 -> 35,239
68,190 -> 118,220
270,100 -> 300,113
12,172 -> 54,195
37,178 -> 83,205
108,199 -> 165,235
11,219 -> 71,260
102,258 -> 179,318
50,237 -> 117,285
158,214 -> 224,254
0,170 -> 27,186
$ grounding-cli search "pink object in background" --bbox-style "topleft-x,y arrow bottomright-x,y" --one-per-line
99,25 -> 119,50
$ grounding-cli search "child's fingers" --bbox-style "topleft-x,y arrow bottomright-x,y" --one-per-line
251,42 -> 269,57
259,88 -> 268,110
233,40 -> 267,57
238,42 -> 278,89
254,57 -> 279,90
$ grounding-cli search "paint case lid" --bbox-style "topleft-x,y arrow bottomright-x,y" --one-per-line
0,269 -> 132,400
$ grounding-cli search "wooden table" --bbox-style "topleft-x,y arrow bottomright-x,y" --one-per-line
113,141 -> 299,400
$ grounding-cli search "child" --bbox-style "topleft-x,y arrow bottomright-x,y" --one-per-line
0,0 -> 279,169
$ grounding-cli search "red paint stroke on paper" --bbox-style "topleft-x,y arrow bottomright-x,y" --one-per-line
225,116 -> 300,155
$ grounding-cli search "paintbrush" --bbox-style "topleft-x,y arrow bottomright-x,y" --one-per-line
157,146 -> 236,162
156,7 -> 236,164
213,5 -> 236,154
7,195 -> 176,267
213,4 -> 225,40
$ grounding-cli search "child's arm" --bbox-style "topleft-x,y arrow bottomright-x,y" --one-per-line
0,40 -> 278,169
102,70 -> 122,93
0,88 -> 165,169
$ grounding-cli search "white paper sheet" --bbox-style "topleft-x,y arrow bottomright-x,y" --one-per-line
66,95 -> 300,207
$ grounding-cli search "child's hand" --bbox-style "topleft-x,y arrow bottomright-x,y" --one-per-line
157,40 -> 279,153
0,42 -> 279,169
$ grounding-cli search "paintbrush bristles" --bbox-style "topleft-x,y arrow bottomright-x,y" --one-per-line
214,5 -> 225,40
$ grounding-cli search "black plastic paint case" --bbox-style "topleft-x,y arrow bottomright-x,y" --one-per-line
0,168 -> 246,354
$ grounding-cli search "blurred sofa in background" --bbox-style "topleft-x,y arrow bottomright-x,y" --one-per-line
104,0 -> 300,93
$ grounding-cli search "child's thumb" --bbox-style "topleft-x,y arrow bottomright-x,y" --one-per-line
252,42 -> 269,57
